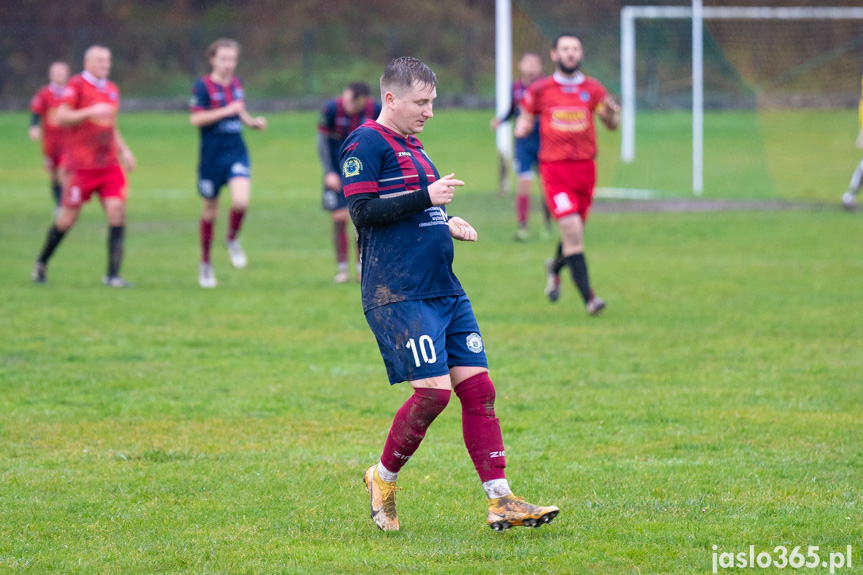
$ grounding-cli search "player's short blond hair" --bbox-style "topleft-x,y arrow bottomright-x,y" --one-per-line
207,38 -> 240,59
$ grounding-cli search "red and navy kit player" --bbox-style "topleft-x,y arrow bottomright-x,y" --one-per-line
490,52 -> 550,240
32,45 -> 137,288
316,81 -> 382,283
190,38 -> 266,288
343,57 -> 558,533
517,33 -> 620,315
29,61 -> 71,208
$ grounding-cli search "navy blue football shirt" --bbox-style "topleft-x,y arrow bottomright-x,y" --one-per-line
190,76 -> 245,141
318,97 -> 382,173
340,120 -> 465,312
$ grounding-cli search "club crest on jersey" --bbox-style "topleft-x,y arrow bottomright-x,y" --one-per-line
466,332 -> 483,353
579,91 -> 590,102
343,157 -> 362,178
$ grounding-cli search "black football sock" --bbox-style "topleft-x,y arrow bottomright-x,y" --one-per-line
552,242 -> 566,274
37,224 -> 66,265
564,253 -> 592,304
107,225 -> 125,278
51,181 -> 62,206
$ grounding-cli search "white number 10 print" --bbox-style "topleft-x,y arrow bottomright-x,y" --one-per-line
406,336 -> 437,367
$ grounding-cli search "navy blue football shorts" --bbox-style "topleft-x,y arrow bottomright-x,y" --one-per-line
365,295 -> 489,385
197,146 -> 250,199
513,131 -> 540,177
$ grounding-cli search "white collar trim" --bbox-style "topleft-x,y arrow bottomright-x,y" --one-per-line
82,70 -> 107,89
553,71 -> 585,85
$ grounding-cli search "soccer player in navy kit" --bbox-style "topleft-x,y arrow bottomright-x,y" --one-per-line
190,38 -> 266,288
490,52 -> 550,241
341,57 -> 559,532
317,82 -> 381,282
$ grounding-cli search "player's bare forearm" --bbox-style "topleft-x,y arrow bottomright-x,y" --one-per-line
189,104 -> 240,128
240,109 -> 266,130
599,97 -> 620,131
114,128 -> 136,171
55,103 -> 97,127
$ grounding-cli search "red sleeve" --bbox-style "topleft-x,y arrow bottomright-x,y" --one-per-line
60,78 -> 80,108
591,81 -> 607,112
30,89 -> 45,115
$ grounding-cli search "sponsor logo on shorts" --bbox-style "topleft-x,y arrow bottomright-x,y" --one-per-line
231,162 -> 250,177
466,332 -> 484,353
198,179 -> 215,198
342,157 -> 362,178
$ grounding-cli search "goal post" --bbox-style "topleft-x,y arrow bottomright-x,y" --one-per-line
495,0 -> 513,162
620,4 -> 863,195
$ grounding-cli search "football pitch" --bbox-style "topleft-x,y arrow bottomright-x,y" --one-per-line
1,109 -> 861,574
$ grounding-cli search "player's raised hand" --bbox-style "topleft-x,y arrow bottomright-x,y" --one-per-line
447,216 -> 477,242
514,114 -> 533,138
88,102 -> 116,121
28,125 -> 41,141
428,173 -> 464,206
599,97 -> 621,130
325,172 -> 342,192
251,116 -> 267,130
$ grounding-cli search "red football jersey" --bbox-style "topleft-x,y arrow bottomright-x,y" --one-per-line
61,73 -> 121,170
521,72 -> 607,162
30,84 -> 69,145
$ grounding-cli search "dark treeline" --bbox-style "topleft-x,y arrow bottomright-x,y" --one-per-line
1,0 -> 861,107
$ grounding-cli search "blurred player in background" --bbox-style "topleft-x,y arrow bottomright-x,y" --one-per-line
190,38 -> 266,288
343,56 -> 559,533
490,52 -> 551,241
841,75 -> 863,211
517,33 -> 619,316
317,81 -> 381,283
32,46 -> 136,287
29,61 -> 71,210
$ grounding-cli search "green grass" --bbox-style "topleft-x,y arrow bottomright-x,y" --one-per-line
1,110 -> 861,574
604,109 -> 861,199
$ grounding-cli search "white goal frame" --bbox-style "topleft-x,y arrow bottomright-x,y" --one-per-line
621,3 -> 863,195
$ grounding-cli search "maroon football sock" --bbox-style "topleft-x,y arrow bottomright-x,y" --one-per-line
379,387 -> 451,474
334,220 -> 348,265
516,194 -> 530,228
454,372 -> 507,483
227,209 -> 246,242
200,219 -> 214,264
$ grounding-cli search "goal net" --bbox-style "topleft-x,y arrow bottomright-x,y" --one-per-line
512,1 -> 863,201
